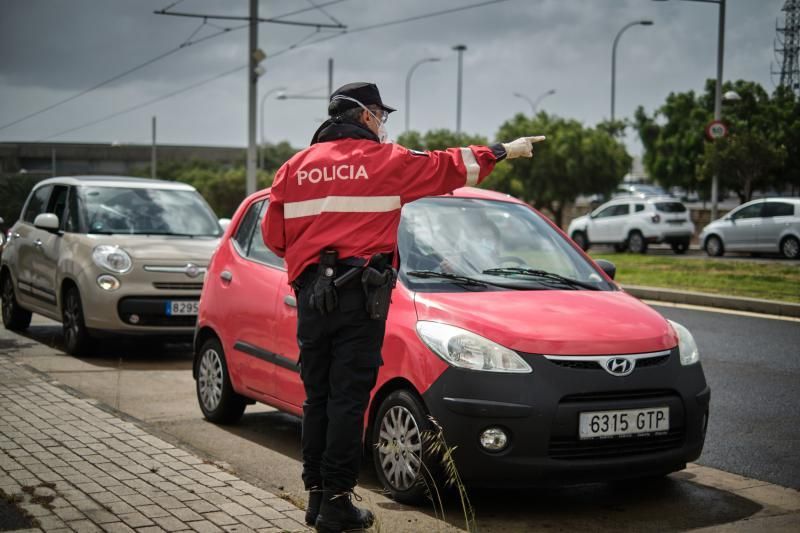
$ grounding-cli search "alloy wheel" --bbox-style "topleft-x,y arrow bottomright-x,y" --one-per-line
377,405 -> 423,491
63,291 -> 80,347
706,236 -> 723,257
782,237 -> 799,259
198,348 -> 224,412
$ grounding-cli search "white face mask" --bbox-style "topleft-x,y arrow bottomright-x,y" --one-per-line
330,95 -> 389,143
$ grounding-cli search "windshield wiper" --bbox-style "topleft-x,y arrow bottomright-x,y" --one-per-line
482,267 -> 600,290
407,270 -> 489,288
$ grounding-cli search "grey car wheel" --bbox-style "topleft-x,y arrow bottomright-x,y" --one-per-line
781,236 -> 800,259
196,338 -> 246,424
571,231 -> 589,251
372,390 -> 438,505
1,273 -> 32,331
62,286 -> 93,356
705,235 -> 724,257
628,231 -> 648,254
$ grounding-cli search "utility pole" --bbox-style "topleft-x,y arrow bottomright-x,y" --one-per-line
51,149 -> 56,177
453,45 -> 467,136
154,2 -> 346,195
246,0 -> 258,195
151,116 -> 157,179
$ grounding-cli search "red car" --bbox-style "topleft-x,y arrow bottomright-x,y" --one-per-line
193,187 -> 709,503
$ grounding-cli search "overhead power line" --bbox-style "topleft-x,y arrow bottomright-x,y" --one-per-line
0,0 -> 351,133
35,0 -> 514,141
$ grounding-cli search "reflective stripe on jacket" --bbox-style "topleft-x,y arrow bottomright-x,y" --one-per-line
262,139 -> 500,283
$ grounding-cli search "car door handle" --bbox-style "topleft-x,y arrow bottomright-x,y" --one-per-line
284,295 -> 297,308
34,239 -> 43,248
220,271 -> 232,282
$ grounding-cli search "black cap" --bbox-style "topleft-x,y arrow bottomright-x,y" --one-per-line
328,82 -> 396,116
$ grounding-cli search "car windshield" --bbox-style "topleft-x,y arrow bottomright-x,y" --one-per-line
79,186 -> 222,236
399,197 -> 613,292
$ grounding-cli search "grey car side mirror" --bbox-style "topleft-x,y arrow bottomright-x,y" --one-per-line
34,213 -> 60,232
594,259 -> 616,280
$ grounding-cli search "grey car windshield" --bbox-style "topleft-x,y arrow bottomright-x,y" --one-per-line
79,186 -> 221,236
399,197 -> 613,291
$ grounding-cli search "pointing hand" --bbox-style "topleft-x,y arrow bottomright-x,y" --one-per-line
502,135 -> 546,159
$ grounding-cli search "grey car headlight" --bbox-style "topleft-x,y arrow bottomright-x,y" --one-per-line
92,245 -> 132,273
669,320 -> 700,366
416,321 -> 532,373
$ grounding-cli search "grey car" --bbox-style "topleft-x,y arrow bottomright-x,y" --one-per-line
699,198 -> 800,258
1,176 -> 222,355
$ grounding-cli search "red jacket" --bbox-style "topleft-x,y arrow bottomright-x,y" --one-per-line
262,139 -> 500,283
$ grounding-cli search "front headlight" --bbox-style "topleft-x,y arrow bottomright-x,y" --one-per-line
92,245 -> 132,273
669,320 -> 700,366
416,321 -> 532,373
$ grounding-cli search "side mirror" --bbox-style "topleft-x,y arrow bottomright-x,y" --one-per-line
595,259 -> 616,280
218,218 -> 231,231
34,213 -> 60,232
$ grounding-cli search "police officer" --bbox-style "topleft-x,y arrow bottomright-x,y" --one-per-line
263,82 -> 542,532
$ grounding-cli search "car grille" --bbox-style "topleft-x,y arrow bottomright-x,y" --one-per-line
549,429 -> 685,459
117,297 -> 197,328
561,389 -> 675,403
152,282 -> 204,290
547,354 -> 670,370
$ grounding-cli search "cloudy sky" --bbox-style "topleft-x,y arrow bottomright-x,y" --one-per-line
0,0 -> 786,156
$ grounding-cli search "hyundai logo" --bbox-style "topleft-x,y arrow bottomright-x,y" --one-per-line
185,263 -> 200,278
605,357 -> 634,376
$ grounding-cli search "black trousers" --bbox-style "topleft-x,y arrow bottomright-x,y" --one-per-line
296,280 -> 385,493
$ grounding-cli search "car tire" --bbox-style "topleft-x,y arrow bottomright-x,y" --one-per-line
671,240 -> 689,255
371,390 -> 440,505
62,286 -> 94,356
1,272 -> 32,331
196,337 -> 246,424
613,242 -> 628,253
780,236 -> 800,259
628,231 -> 648,254
571,231 -> 589,251
705,235 -> 724,257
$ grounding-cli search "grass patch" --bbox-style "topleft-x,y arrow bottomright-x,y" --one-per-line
591,253 -> 800,303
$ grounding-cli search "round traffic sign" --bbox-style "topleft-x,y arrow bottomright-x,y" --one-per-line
706,120 -> 728,140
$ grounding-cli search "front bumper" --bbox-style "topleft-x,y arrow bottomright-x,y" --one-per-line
422,348 -> 709,487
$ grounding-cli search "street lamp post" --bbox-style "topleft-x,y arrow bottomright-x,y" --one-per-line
611,20 -> 653,123
513,89 -> 556,115
259,86 -> 287,170
653,0 -> 725,219
452,44 -> 467,136
405,57 -> 440,133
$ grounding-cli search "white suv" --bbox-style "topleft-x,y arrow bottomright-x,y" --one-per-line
568,196 -> 694,254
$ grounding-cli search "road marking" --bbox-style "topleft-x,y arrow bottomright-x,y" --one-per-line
645,300 -> 800,323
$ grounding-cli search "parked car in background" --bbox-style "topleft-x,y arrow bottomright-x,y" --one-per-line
612,183 -> 669,198
568,196 -> 694,254
699,198 -> 800,259
1,176 -> 223,355
193,186 -> 709,503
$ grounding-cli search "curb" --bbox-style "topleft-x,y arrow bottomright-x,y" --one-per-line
623,285 -> 800,318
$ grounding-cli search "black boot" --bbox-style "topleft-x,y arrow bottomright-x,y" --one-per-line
305,489 -> 323,526
315,490 -> 375,532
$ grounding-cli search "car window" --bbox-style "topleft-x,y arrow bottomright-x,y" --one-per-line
233,200 -> 263,255
655,202 -> 687,213
48,185 -> 69,227
247,201 -> 285,268
732,203 -> 763,220
594,205 -> 620,219
23,185 -> 53,223
762,202 -> 794,218
64,187 -> 81,232
614,204 -> 631,216
635,204 -> 645,212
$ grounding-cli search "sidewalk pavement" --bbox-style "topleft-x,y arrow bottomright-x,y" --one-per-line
0,355 -> 310,533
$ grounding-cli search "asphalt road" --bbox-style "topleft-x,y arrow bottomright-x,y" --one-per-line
2,305 -> 798,530
651,304 -> 800,490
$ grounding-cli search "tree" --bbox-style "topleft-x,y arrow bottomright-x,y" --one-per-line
489,113 -> 631,227
699,131 -> 786,203
634,79 -> 799,199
